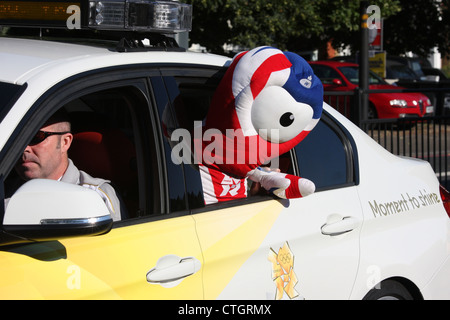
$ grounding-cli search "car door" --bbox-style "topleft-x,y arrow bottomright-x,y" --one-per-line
161,65 -> 363,299
0,70 -> 204,299
194,113 -> 363,300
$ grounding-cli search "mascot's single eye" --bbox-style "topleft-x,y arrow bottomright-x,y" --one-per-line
280,112 -> 295,127
251,86 -> 314,143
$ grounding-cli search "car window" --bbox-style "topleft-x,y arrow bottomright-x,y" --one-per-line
68,86 -> 159,219
155,67 -> 357,207
337,66 -> 385,85
157,69 -> 225,211
151,76 -> 190,213
386,64 -> 418,80
0,82 -> 26,123
294,114 -> 353,190
3,83 -> 160,221
338,66 -> 359,84
310,65 -> 343,84
410,61 -> 425,77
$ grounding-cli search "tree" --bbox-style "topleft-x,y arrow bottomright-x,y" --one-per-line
383,0 -> 450,58
310,0 -> 400,53
185,0 -> 400,55
186,0 -> 320,55
185,0 -> 233,55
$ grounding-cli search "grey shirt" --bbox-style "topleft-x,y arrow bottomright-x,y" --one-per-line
60,159 -> 121,221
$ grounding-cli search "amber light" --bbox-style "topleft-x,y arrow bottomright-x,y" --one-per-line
0,1 -> 80,21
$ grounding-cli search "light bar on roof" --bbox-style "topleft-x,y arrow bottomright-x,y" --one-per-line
0,0 -> 192,33
88,0 -> 192,33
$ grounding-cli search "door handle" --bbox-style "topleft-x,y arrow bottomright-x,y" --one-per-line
146,255 -> 201,288
321,214 -> 360,236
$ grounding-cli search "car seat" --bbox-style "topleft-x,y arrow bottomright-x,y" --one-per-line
69,129 -> 138,219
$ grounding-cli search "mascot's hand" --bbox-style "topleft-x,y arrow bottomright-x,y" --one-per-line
248,167 -> 315,199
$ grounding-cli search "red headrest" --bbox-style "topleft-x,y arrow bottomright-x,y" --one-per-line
70,130 -> 136,186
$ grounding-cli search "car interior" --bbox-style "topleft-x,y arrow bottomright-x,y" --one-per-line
65,88 -> 156,221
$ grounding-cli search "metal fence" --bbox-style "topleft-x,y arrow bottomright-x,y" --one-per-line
324,87 -> 450,189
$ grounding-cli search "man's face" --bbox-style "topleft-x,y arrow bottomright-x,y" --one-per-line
15,122 -> 73,181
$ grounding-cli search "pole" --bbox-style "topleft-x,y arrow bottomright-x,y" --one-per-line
359,1 -> 369,126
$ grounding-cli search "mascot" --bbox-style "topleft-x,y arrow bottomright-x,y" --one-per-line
197,46 -> 323,204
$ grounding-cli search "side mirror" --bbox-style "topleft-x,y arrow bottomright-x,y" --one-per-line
332,78 -> 343,86
1,179 -> 113,246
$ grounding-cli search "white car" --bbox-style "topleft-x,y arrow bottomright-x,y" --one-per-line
0,0 -> 449,301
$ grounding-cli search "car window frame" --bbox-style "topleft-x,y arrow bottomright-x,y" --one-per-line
0,66 -> 169,228
310,64 -> 345,85
153,66 -> 276,214
157,66 -> 228,208
292,110 -> 359,192
157,66 -> 360,215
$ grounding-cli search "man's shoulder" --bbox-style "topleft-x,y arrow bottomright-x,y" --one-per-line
78,170 -> 111,187
63,158 -> 111,187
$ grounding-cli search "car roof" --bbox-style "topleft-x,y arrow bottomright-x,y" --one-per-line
0,37 -> 230,85
309,60 -> 359,68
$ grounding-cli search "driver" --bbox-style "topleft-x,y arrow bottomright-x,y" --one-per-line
6,109 -> 122,221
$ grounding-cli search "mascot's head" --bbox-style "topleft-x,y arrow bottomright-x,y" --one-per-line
204,46 -> 323,175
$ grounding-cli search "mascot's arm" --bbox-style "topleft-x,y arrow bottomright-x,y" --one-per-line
247,167 -> 315,199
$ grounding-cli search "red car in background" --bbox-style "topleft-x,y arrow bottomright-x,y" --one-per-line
309,61 -> 434,119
